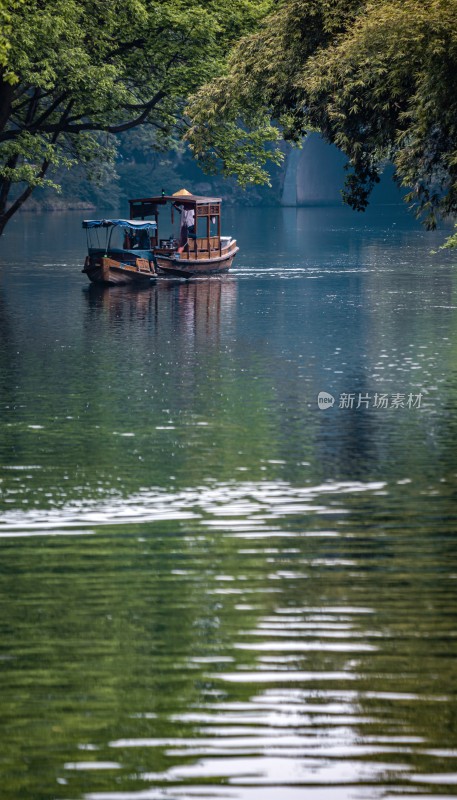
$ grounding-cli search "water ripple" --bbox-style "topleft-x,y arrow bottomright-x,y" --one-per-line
0,479 -> 385,534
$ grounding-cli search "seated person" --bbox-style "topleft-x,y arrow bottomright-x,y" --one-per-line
132,229 -> 150,249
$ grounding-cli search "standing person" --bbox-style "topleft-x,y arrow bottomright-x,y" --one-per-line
175,204 -> 195,251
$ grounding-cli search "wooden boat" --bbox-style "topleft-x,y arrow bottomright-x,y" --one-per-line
129,190 -> 239,277
82,218 -> 158,285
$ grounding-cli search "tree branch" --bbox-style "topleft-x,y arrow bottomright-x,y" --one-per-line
0,88 -> 167,142
0,99 -> 74,232
27,91 -> 69,130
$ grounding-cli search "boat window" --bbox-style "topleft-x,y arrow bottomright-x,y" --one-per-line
195,215 -> 219,238
102,225 -> 153,251
131,229 -> 150,249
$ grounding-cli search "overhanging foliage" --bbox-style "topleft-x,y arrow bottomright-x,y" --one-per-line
186,0 -> 457,238
0,0 -> 272,233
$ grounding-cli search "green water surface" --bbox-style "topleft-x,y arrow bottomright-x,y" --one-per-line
1,206 -> 457,800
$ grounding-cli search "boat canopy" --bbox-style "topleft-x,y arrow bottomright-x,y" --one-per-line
130,195 -> 221,209
82,219 -> 157,230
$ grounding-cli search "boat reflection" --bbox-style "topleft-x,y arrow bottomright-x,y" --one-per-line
84,277 -> 238,340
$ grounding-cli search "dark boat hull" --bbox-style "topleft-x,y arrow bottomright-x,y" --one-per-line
155,246 -> 239,278
82,255 -> 156,286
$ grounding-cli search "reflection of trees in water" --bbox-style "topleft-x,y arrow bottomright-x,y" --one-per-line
2,480 -> 457,798
0,514 -> 267,798
0,290 -> 28,469
0,289 -> 14,405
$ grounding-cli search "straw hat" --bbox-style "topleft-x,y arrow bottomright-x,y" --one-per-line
172,188 -> 192,197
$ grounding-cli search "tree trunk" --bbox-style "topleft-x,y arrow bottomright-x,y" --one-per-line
0,184 -> 13,235
0,185 -> 33,235
0,74 -> 14,135
0,121 -> 64,235
0,157 -> 51,236
0,153 -> 19,231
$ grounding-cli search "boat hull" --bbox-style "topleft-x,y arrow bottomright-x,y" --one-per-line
155,245 -> 239,278
82,255 -> 156,286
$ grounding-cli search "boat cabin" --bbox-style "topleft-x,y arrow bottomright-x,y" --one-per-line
81,218 -> 158,285
129,192 -> 225,260
83,218 -> 157,257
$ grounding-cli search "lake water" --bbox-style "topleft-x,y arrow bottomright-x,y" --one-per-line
1,205 -> 457,800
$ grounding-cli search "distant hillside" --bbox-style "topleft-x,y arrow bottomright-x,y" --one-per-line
22,144 -> 285,213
